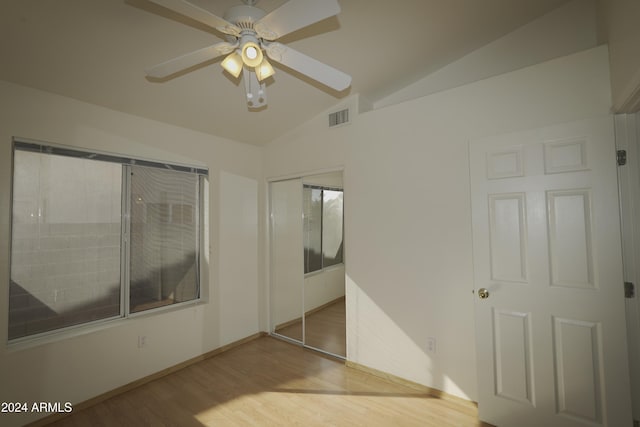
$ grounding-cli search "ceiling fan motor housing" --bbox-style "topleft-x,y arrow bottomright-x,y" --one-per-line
224,5 -> 266,31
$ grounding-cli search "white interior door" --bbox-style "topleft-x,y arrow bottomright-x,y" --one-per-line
470,116 -> 633,427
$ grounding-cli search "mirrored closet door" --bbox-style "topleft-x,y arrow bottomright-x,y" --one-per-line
269,178 -> 304,343
302,173 -> 345,357
269,172 -> 346,358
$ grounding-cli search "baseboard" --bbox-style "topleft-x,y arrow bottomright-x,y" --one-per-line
274,316 -> 302,331
345,360 -> 478,410
26,331 -> 267,427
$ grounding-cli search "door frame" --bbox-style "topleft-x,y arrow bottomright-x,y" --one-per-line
615,112 -> 640,422
266,167 -> 347,359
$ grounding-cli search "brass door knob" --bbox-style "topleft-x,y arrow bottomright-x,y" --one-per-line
478,288 -> 490,299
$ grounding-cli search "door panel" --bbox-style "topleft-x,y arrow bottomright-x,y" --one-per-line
489,193 -> 528,283
471,116 -> 632,427
303,172 -> 346,357
552,317 -> 603,424
547,190 -> 594,288
493,309 -> 535,405
269,179 -> 304,342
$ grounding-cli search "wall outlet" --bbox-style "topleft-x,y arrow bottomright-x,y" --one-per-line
427,337 -> 436,354
138,335 -> 147,348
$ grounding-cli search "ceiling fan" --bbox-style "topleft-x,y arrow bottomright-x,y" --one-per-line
144,0 -> 352,109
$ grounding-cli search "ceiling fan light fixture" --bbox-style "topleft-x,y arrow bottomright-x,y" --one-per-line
255,58 -> 275,81
221,52 -> 243,78
142,0 -> 351,110
241,41 -> 263,67
245,46 -> 258,59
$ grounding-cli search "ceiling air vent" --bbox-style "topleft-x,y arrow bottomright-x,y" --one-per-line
329,109 -> 350,128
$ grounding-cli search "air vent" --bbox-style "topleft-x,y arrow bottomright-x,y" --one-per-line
329,109 -> 350,128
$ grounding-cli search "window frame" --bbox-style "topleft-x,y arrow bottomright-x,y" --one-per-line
8,138 -> 209,346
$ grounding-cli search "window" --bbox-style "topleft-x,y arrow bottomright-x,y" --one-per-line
9,140 -> 207,341
129,166 -> 200,313
303,185 -> 344,274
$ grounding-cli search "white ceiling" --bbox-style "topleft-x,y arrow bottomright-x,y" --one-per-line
0,0 -> 573,145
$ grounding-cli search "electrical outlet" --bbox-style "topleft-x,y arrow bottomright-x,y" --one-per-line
427,337 -> 436,354
138,335 -> 147,348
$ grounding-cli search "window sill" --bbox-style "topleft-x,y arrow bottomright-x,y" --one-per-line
6,298 -> 207,353
304,263 -> 345,278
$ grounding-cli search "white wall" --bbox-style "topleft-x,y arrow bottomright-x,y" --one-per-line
350,47 -> 611,402
0,80 -> 262,426
264,46 -> 613,401
374,0 -> 598,109
219,171 -> 259,344
597,0 -> 640,111
263,95 -> 359,178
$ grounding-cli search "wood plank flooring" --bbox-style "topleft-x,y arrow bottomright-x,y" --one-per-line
305,298 -> 346,356
44,336 -> 487,427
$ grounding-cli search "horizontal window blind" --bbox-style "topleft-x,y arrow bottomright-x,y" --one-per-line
9,138 -> 207,341
14,139 -> 208,176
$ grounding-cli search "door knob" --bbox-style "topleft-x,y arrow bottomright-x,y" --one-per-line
478,288 -> 490,299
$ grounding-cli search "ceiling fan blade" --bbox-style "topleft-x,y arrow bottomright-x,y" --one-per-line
145,42 -> 237,78
265,43 -> 351,91
254,0 -> 340,40
148,0 -> 240,36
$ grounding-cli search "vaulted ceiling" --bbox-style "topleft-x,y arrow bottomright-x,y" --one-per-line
0,0 -> 573,145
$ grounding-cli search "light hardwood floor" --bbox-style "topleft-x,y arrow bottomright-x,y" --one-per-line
43,336 -> 488,426
305,298 -> 346,356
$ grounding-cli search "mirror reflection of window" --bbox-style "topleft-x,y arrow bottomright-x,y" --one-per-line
303,185 -> 343,274
322,190 -> 343,268
303,187 -> 322,273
